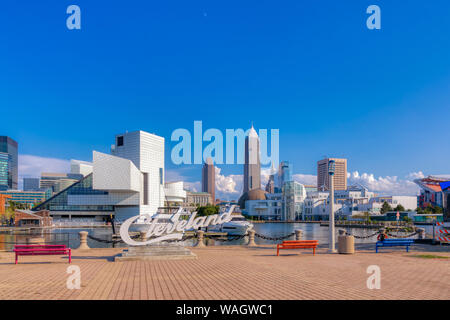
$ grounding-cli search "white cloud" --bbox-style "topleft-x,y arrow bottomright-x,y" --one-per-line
347,171 -> 420,196
292,171 -> 422,196
293,174 -> 317,186
19,154 -> 71,179
18,154 -> 71,190
215,167 -> 242,196
181,167 -> 243,200
184,181 -> 201,193
405,171 -> 425,180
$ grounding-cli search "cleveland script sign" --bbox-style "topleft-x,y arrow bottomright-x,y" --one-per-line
120,206 -> 235,246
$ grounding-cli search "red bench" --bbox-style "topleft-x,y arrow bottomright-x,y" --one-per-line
276,240 -> 319,256
13,245 -> 72,264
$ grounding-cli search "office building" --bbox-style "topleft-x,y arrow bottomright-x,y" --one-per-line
0,136 -> 18,190
442,181 -> 450,218
33,130 -> 165,221
278,161 -> 293,186
370,195 -> 417,211
202,157 -> 215,203
0,189 -> 51,208
265,175 -> 275,194
243,125 -> 261,193
164,181 -> 187,205
414,175 -> 450,210
70,159 -> 93,177
304,185 -> 318,193
184,191 -> 212,206
40,172 -> 83,193
265,163 -> 277,194
23,178 -> 40,191
53,179 -> 79,194
303,185 -> 418,220
317,158 -> 347,191
244,192 -> 283,220
282,181 -> 307,221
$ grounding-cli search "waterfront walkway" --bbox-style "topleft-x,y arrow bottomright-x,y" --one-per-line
0,244 -> 448,300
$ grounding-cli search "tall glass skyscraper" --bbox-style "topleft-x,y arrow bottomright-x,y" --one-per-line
278,161 -> 293,186
0,136 -> 18,191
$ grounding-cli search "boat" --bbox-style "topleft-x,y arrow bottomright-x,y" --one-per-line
206,206 -> 253,235
213,215 -> 254,235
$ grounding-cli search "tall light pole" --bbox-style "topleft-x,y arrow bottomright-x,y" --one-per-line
328,160 -> 336,253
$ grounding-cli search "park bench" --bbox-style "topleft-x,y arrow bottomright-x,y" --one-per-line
375,239 -> 415,253
276,240 -> 319,256
13,245 -> 72,264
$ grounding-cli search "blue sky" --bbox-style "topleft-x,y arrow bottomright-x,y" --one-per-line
1,1 -> 449,198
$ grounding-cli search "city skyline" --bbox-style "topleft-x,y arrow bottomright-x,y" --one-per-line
7,129 -> 442,200
1,1 -> 450,199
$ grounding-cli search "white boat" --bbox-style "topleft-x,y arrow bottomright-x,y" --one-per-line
207,214 -> 253,236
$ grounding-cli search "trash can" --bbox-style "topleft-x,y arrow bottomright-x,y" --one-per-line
338,229 -> 354,254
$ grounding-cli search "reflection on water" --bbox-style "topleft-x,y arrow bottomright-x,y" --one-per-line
0,228 -> 128,251
0,222 -> 433,250
212,223 -> 416,246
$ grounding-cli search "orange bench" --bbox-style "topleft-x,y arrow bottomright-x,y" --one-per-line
276,240 -> 319,256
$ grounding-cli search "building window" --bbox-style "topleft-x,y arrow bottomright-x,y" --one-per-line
117,136 -> 124,146
143,173 -> 148,205
159,168 -> 163,185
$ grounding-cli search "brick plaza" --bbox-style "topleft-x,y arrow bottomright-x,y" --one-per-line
0,244 -> 448,300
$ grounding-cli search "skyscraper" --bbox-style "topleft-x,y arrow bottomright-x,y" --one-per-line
202,157 -> 215,203
0,136 -> 18,191
317,158 -> 347,191
23,178 -> 40,191
265,163 -> 277,194
243,125 -> 261,193
278,161 -> 293,187
111,130 -> 165,214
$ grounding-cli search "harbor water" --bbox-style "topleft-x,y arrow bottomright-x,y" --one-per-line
0,223 -> 434,250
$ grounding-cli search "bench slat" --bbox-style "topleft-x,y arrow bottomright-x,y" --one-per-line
13,245 -> 71,264
375,240 -> 414,253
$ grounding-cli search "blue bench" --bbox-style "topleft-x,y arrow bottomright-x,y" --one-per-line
375,239 -> 415,253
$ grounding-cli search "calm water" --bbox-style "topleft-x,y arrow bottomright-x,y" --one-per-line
0,223 -> 433,250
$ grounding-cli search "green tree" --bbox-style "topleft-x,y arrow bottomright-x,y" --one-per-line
403,216 -> 413,223
394,204 -> 406,212
380,201 -> 392,214
433,206 -> 443,214
196,205 -> 219,217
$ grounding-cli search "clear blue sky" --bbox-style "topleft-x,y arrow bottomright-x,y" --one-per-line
1,0 -> 449,185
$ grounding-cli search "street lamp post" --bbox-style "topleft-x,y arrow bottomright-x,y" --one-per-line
328,160 -> 337,253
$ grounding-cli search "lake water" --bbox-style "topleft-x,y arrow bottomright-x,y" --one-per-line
0,222 -> 433,250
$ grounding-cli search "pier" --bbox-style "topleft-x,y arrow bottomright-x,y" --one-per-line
0,243 -> 448,300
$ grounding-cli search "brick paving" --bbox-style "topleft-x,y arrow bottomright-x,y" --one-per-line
0,245 -> 448,300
